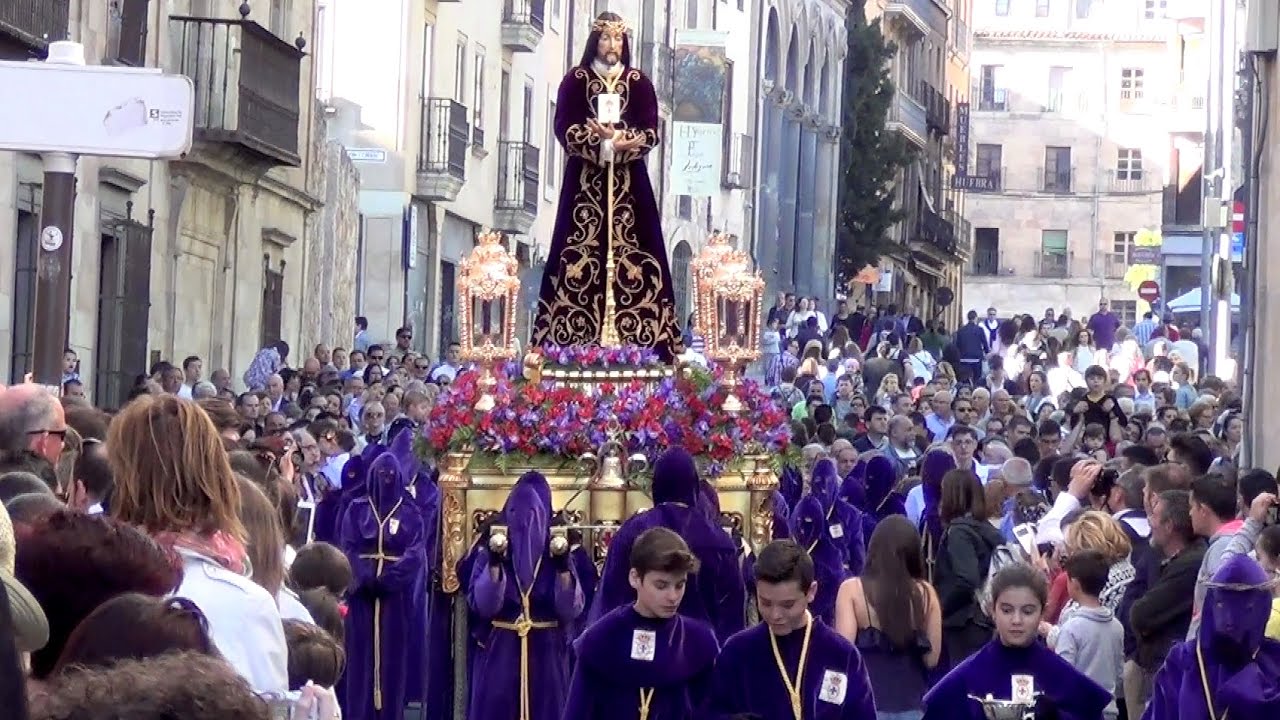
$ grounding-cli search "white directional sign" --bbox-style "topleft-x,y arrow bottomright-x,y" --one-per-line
0,58 -> 194,159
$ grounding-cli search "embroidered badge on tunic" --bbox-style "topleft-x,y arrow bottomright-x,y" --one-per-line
1011,674 -> 1036,703
819,670 -> 847,704
631,629 -> 657,661
829,523 -> 844,539
389,518 -> 400,536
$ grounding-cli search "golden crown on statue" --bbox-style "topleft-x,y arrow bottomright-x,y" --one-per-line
592,17 -> 630,34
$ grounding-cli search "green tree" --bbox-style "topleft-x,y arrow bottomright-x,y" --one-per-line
835,7 -> 916,287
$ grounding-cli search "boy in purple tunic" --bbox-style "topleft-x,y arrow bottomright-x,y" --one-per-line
708,540 -> 877,719
564,527 -> 720,720
589,448 -> 745,644
467,471 -> 584,720
1142,555 -> 1280,720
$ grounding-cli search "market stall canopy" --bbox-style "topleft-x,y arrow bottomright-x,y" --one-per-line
1165,287 -> 1240,314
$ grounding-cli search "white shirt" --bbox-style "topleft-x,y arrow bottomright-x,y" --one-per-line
906,460 -> 990,527
278,587 -> 316,624
178,384 -> 193,400
172,549 -> 288,694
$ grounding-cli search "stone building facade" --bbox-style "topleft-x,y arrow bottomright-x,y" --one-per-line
0,0 -> 359,405
961,0 -> 1179,322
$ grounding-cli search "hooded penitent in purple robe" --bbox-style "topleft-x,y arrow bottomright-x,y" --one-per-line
780,465 -> 804,510
388,431 -> 437,709
863,455 -> 906,537
917,449 -> 956,580
466,471 -> 583,720
553,511 -> 599,648
707,615 -> 877,720
809,459 -> 865,576
564,605 -> 720,720
839,461 -> 868,510
790,497 -> 848,626
589,448 -> 746,644
315,455 -> 368,544
340,454 -> 428,720
1142,555 -> 1280,720
922,638 -> 1112,720
529,26 -> 680,359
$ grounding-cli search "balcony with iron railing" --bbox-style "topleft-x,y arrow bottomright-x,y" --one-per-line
976,87 -> 1007,111
639,42 -> 673,104
1035,251 -> 1071,278
1162,183 -> 1203,229
925,84 -> 950,135
1103,251 -> 1127,279
944,208 -> 972,257
495,141 -> 541,235
888,89 -> 928,147
722,133 -> 753,189
915,207 -> 959,256
502,0 -> 545,52
0,0 -> 69,59
416,98 -> 468,201
169,13 -> 303,168
1040,165 -> 1075,193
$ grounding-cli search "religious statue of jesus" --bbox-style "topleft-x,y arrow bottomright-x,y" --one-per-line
530,12 -> 681,361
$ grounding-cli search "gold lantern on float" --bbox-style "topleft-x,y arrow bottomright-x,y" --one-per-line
457,230 -> 521,411
688,231 -> 737,335
697,246 -> 765,414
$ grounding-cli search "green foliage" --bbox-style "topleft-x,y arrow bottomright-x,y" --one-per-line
835,10 -> 916,286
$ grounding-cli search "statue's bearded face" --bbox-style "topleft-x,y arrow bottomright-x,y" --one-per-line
596,30 -> 623,65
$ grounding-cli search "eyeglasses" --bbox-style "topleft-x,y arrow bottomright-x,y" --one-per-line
415,364 -> 430,370
27,428 -> 68,439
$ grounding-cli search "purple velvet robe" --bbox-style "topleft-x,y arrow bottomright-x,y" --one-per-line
564,605 -> 720,720
810,459 -> 866,577
1143,556 -> 1280,720
864,455 -> 906,533
922,640 -> 1111,720
839,461 -> 868,510
790,497 -> 848,626
315,455 -> 368,544
390,432 -> 437,710
531,61 -> 679,359
707,619 -> 877,720
467,473 -> 584,720
780,466 -> 804,510
589,449 -> 746,643
340,454 -> 428,720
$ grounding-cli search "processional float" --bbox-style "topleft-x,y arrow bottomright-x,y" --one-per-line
428,230 -> 785,718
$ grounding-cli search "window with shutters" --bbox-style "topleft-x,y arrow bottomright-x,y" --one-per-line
260,257 -> 285,350
108,0 -> 150,66
9,210 -> 38,384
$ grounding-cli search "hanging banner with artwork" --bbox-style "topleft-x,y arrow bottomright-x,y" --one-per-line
670,30 -> 728,197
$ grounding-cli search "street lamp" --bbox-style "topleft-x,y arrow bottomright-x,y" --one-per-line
696,243 -> 765,414
457,230 -> 521,411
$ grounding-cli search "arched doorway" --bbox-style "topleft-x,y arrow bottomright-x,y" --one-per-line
672,240 -> 693,327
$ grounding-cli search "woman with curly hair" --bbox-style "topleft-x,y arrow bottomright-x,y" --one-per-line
107,394 -> 288,694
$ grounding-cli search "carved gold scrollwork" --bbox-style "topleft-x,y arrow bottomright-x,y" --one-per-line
591,520 -> 621,570
471,509 -> 502,536
751,491 -> 775,553
718,511 -> 745,536
439,452 -> 472,594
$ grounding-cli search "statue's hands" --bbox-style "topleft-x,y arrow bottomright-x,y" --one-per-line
612,132 -> 644,153
586,118 -> 615,140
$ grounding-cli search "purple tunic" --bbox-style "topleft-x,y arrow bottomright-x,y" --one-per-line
922,640 -> 1111,720
1142,555 -> 1280,720
917,449 -> 957,575
588,449 -> 746,643
790,497 -> 848,626
340,454 -> 428,720
531,60 -> 680,359
564,605 -> 719,720
707,619 -> 877,720
810,459 -> 866,576
467,472 -> 584,720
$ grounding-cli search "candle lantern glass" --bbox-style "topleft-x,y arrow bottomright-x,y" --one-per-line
695,242 -> 764,414
458,230 -> 521,410
689,231 -> 738,337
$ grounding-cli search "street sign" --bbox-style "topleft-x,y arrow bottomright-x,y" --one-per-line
0,58 -> 193,158
1137,280 -> 1160,302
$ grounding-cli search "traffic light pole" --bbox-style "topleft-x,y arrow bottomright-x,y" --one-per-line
31,151 -> 78,387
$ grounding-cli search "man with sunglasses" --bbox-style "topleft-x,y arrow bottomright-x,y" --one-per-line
0,384 -> 68,465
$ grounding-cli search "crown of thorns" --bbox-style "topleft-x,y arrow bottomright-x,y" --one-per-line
592,17 -> 629,34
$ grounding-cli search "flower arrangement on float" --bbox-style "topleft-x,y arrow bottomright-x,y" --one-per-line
423,346 -> 795,477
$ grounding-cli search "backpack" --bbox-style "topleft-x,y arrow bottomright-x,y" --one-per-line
976,542 -> 1031,617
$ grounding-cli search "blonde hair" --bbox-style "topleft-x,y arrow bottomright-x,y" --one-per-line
877,373 -> 900,396
1065,510 -> 1132,563
236,475 -> 284,599
107,395 -> 244,541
